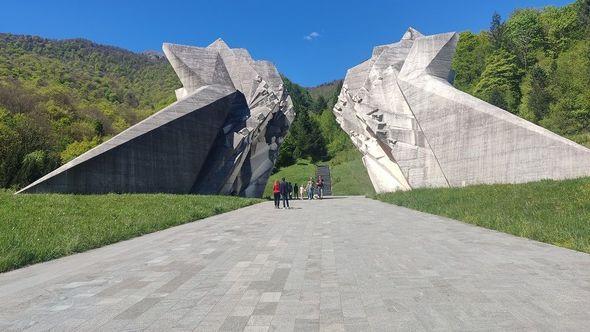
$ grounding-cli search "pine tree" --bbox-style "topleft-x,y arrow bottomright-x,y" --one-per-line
579,0 -> 590,31
489,12 -> 506,49
473,50 -> 523,113
585,0 -> 590,85
489,88 -> 509,111
288,111 -> 327,162
275,134 -> 296,168
528,65 -> 551,120
312,95 -> 328,113
505,9 -> 545,70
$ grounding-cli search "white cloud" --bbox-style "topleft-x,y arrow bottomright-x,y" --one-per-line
304,32 -> 320,41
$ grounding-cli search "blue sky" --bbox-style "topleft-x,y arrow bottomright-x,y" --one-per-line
0,0 -> 574,86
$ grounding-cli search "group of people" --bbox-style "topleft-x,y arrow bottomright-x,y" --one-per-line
272,176 -> 326,209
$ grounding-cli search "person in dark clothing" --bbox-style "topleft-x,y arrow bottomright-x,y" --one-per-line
272,180 -> 280,209
287,182 -> 293,199
317,175 -> 324,199
279,177 -> 290,209
293,183 -> 299,199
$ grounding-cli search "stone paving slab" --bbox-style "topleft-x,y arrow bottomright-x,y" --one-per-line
1,197 -> 589,331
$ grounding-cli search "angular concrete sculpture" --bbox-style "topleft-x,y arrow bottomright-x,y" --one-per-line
334,28 -> 590,193
19,39 -> 294,197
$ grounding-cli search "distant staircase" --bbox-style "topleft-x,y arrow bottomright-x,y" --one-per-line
316,165 -> 333,196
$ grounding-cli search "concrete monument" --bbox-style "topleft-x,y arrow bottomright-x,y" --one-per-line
334,28 -> 590,193
19,39 -> 294,197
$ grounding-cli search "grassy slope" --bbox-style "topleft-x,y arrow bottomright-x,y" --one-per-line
0,191 -> 261,272
307,79 -> 342,100
375,178 -> 590,254
330,158 -> 375,196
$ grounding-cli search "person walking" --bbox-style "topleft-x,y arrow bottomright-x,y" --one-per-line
293,183 -> 299,200
273,180 -> 280,209
280,177 -> 290,209
317,175 -> 324,199
299,183 -> 305,200
287,182 -> 293,200
306,177 -> 314,200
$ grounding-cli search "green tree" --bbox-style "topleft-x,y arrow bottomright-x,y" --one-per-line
528,65 -> 552,120
60,137 -> 101,163
488,88 -> 509,111
541,40 -> 590,135
519,65 -> 552,122
489,12 -> 506,49
452,31 -> 490,92
288,111 -> 327,162
312,95 -> 328,113
279,76 -> 329,165
282,76 -> 313,112
315,109 -> 354,158
14,150 -> 56,188
473,50 -> 523,113
0,109 -> 20,187
330,80 -> 343,108
578,0 -> 590,34
0,111 -> 54,188
505,9 -> 546,69
275,134 -> 296,168
539,5 -> 582,55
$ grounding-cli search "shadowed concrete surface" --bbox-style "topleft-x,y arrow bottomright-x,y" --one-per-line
1,197 -> 589,331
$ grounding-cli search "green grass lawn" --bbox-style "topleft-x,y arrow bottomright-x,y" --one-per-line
375,178 -> 590,254
0,191 -> 262,273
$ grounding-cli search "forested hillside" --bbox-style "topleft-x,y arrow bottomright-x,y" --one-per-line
307,79 -> 342,105
0,34 -> 180,188
452,0 -> 590,146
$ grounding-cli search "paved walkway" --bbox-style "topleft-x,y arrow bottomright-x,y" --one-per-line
1,197 -> 589,331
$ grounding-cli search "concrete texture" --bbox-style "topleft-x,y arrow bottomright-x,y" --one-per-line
334,28 -> 590,193
1,197 -> 589,331
19,39 -> 294,197
18,86 -> 245,194
165,39 -> 295,197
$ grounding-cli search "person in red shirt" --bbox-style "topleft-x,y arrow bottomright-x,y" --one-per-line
273,180 -> 280,209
